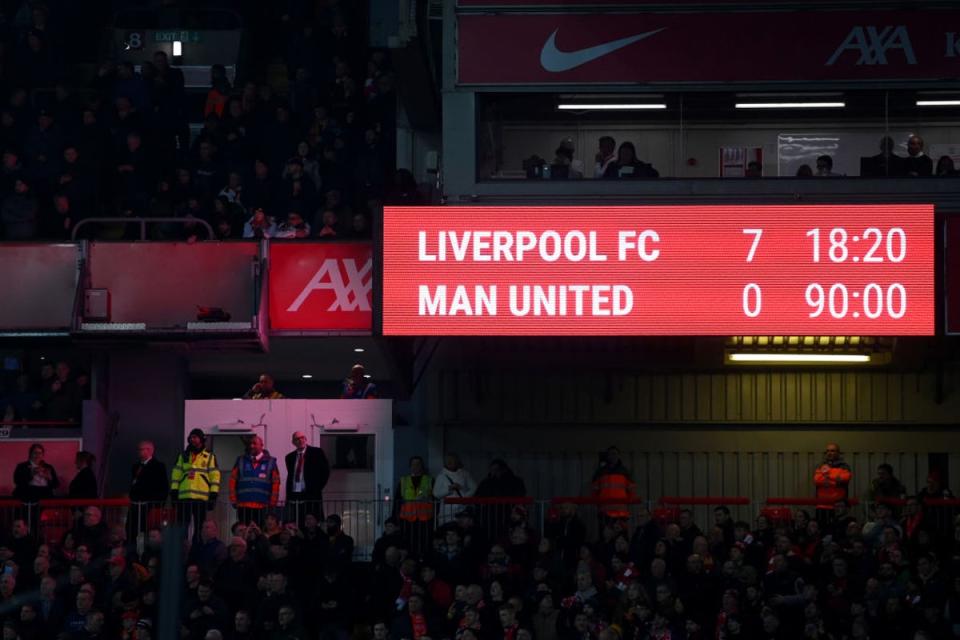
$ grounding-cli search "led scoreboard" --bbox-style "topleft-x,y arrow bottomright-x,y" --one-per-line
382,205 -> 934,336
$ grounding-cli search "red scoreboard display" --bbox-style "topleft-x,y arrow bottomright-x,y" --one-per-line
382,205 -> 934,336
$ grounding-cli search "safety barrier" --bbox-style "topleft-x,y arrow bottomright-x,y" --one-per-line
1,494 -> 954,565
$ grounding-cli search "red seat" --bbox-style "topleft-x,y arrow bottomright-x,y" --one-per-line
652,507 -> 680,526
760,506 -> 793,524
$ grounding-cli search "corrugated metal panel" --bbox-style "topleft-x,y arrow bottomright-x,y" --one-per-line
431,369 -> 960,424
446,427 -> 960,512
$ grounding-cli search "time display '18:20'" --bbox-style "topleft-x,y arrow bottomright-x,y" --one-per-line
806,227 -> 906,263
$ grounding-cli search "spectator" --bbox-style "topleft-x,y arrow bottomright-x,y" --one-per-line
229,435 -> 280,526
243,207 -> 277,239
918,471 -> 954,501
205,65 -> 232,118
341,364 -> 377,399
188,520 -> 228,578
476,460 -> 526,498
70,506 -> 109,558
315,208 -> 339,238
13,443 -> 59,501
936,155 -> 957,177
2,178 -> 38,239
863,136 -> 903,177
592,446 -> 635,522
40,361 -> 79,421
272,604 -> 306,640
325,514 -> 355,572
594,136 -> 617,178
185,579 -> 229,639
813,442 -> 852,512
284,430 -> 330,523
434,453 -> 477,523
904,135 -> 933,177
274,211 -> 311,239
550,138 -> 583,179
816,155 -> 841,177
603,142 -> 658,179
129,440 -> 169,502
170,429 -> 221,543
67,451 -> 97,500
243,374 -> 284,400
870,464 -> 907,503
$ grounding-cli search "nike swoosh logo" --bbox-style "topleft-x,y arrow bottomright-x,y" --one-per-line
540,28 -> 667,73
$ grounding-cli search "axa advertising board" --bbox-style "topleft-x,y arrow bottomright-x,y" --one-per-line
269,242 -> 373,332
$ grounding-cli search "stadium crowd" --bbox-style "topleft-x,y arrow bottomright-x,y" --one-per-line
0,440 -> 954,639
0,0 -> 403,242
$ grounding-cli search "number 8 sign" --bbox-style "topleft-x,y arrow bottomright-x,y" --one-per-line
125,31 -> 143,51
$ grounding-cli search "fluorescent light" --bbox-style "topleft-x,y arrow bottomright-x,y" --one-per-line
172,40 -> 183,57
917,100 -> 960,106
363,374 -> 372,379
301,374 -> 313,379
729,353 -> 870,364
735,102 -> 845,109
557,103 -> 666,111
353,347 -> 365,353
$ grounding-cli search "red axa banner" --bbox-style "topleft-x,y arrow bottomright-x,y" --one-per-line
269,242 -> 373,332
458,11 -> 960,84
946,218 -> 960,335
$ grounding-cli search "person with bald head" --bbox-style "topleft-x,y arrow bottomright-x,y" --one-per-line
814,442 -> 852,517
229,435 -> 280,526
284,430 -> 329,524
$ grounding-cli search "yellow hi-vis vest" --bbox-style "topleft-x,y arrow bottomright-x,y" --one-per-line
171,449 -> 221,501
399,474 -> 433,522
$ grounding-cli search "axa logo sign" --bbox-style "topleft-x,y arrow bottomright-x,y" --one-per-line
269,243 -> 373,331
287,258 -> 372,313
826,26 -> 917,66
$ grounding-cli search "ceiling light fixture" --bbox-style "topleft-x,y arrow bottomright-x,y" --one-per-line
353,347 -> 365,353
728,353 -> 870,364
735,102 -> 845,109
916,100 -> 960,106
301,374 -> 313,379
557,103 -> 666,111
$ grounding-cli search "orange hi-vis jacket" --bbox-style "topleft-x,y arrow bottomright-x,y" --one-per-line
814,461 -> 852,508
592,469 -> 636,519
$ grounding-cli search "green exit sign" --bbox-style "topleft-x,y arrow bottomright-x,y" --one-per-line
153,30 -> 202,43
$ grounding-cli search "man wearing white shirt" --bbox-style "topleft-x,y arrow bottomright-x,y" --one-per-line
284,431 -> 330,524
433,453 -> 476,524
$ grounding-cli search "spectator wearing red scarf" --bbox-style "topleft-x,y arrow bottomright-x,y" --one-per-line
391,594 -> 438,640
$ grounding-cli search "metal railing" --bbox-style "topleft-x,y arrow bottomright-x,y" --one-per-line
71,217 -> 215,241
0,494 -> 954,565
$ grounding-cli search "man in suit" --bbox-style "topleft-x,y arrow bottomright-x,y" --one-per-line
284,431 -> 330,524
128,441 -> 169,539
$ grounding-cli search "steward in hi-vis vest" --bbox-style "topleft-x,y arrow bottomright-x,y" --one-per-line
399,456 -> 433,522
592,445 -> 636,520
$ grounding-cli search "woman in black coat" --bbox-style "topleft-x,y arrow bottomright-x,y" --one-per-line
68,451 -> 98,500
13,442 -> 59,501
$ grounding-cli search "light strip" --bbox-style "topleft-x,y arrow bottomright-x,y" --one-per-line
735,102 -> 845,109
557,103 -> 667,111
916,100 -> 960,107
729,353 -> 870,364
